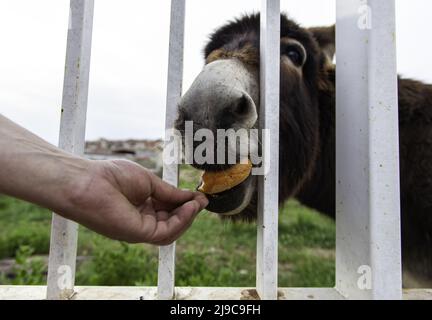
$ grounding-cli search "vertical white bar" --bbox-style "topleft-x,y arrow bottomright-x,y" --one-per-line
46,0 -> 94,300
336,0 -> 402,299
257,0 -> 280,301
157,0 -> 185,300
368,0 -> 402,300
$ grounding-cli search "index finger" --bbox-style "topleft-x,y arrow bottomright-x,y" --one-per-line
150,197 -> 206,245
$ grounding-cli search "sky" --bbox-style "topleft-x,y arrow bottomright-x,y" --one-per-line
0,0 -> 431,145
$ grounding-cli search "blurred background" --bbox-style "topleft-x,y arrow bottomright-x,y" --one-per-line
1,0 -> 431,144
0,0 -> 430,287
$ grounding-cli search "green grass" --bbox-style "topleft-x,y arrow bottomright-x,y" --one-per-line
0,165 -> 335,288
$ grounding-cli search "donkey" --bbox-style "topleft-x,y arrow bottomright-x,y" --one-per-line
175,14 -> 432,287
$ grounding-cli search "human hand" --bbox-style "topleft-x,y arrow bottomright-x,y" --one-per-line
63,160 -> 208,245
0,115 -> 208,245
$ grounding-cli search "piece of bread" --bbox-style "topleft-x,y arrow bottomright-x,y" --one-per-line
198,160 -> 252,195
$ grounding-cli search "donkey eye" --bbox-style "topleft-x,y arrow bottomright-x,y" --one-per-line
282,45 -> 305,67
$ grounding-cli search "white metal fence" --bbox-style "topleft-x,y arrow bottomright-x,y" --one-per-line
1,0 -> 431,300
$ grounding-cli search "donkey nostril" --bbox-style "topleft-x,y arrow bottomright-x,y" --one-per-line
234,95 -> 250,116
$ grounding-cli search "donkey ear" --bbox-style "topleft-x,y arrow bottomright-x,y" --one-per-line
309,25 -> 335,62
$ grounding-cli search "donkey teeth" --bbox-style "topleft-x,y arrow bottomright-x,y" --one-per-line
198,160 -> 253,195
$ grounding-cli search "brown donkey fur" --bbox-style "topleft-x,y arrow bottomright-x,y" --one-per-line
202,14 -> 432,287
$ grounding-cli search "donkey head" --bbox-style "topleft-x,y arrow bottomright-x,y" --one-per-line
175,14 -> 335,219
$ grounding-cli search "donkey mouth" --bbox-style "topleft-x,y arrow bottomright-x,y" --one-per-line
202,174 -> 256,215
196,161 -> 256,215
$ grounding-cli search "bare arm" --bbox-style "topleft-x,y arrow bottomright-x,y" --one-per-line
0,114 -> 208,245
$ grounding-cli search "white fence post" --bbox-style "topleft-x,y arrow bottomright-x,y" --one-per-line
336,0 -> 402,299
46,0 -> 94,300
256,0 -> 280,301
157,0 -> 186,300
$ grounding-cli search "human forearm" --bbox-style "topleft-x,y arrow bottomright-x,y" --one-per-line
0,114 -> 90,215
0,114 -> 207,244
